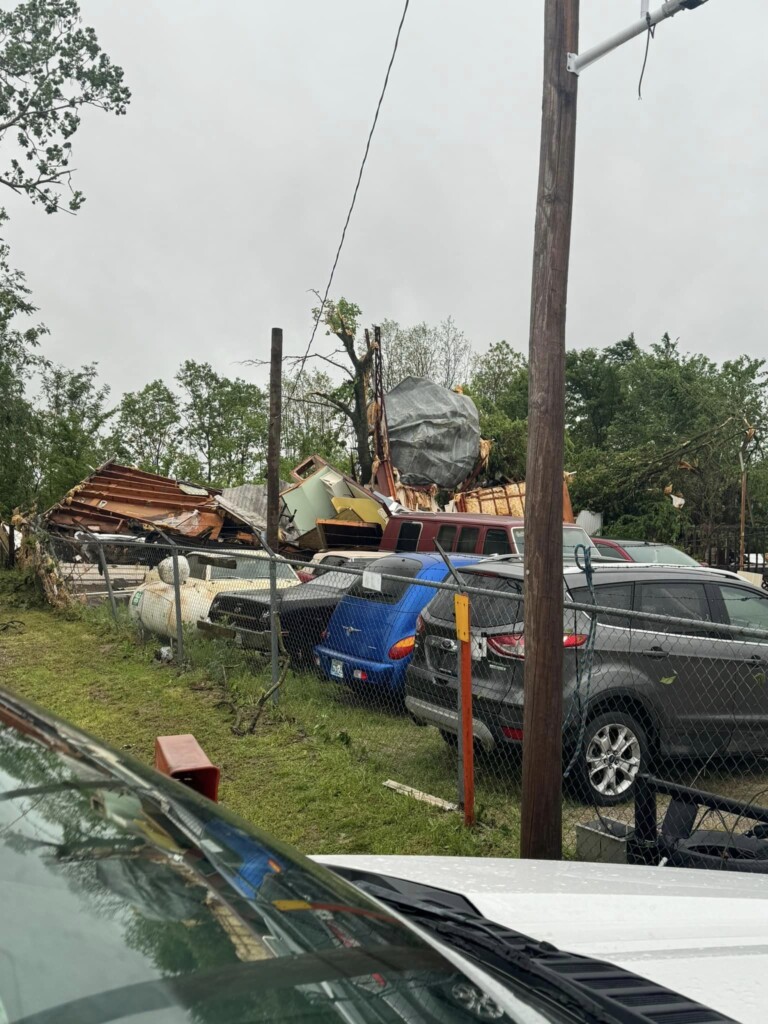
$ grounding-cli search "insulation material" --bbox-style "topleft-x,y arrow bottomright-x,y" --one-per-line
384,377 -> 481,489
454,478 -> 576,523
456,482 -> 526,517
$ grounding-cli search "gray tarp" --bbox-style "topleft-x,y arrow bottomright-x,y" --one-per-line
384,376 -> 481,489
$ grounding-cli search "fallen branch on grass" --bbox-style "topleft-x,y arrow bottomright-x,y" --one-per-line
0,619 -> 25,633
231,660 -> 290,736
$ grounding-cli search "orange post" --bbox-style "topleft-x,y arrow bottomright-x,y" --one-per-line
454,593 -> 475,826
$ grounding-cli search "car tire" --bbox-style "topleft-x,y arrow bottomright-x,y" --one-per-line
576,710 -> 648,808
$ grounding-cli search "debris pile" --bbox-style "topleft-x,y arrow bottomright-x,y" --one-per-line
44,461 -> 268,546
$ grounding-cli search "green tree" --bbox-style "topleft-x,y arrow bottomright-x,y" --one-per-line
467,341 -> 529,480
281,367 -> 349,474
176,361 -> 268,486
0,0 -> 130,214
0,226 -> 47,516
36,361 -> 111,507
109,380 -> 182,477
565,335 -> 639,449
302,297 -> 375,483
568,335 -> 768,538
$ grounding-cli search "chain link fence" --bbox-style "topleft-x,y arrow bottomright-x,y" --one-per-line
20,529 -> 768,866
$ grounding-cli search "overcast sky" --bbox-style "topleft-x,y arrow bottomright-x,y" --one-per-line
5,0 -> 767,398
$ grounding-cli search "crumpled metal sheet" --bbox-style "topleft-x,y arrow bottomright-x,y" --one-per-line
43,460 -> 259,544
384,377 -> 481,489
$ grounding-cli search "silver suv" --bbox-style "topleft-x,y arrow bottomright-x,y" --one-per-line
405,562 -> 768,806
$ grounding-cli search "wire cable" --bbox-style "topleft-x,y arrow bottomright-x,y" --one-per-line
638,14 -> 655,100
287,0 -> 410,403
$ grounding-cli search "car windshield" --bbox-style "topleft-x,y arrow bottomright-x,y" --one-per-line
622,544 -> 699,566
210,558 -> 296,581
512,526 -> 595,558
1,717 -> 547,1024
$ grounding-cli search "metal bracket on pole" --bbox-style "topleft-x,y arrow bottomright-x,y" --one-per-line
567,0 -> 711,76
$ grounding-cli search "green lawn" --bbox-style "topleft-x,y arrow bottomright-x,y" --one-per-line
0,568 -> 526,857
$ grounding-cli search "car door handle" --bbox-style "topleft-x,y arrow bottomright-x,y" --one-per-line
749,654 -> 767,663
641,646 -> 667,658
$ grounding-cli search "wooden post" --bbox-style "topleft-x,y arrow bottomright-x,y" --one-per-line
521,0 -> 579,861
267,328 -> 283,552
739,459 -> 747,572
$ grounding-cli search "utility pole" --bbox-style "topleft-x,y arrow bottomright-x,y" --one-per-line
266,328 -> 283,551
520,0 -> 715,861
521,0 -> 579,861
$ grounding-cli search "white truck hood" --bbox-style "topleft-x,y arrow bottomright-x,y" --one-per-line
314,855 -> 768,1024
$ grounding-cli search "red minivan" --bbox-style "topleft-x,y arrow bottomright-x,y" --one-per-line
379,512 -> 594,558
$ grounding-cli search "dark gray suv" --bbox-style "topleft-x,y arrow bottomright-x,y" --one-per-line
405,562 -> 768,806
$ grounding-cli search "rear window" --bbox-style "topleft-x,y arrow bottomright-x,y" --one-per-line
568,582 -> 633,628
350,556 -> 422,605
426,571 -> 524,628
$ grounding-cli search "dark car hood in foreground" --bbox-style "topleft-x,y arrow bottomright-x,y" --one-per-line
0,690 -> 747,1024
0,692 -> 510,1024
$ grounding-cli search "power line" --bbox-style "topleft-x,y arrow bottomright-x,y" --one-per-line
287,0 -> 410,403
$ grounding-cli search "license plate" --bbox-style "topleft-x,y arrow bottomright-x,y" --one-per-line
330,659 -> 344,680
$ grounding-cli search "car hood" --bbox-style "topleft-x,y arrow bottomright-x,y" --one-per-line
314,855 -> 768,1024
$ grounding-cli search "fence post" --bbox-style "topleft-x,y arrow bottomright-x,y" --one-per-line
170,542 -> 185,665
455,592 -> 475,827
269,551 -> 279,705
8,523 -> 15,568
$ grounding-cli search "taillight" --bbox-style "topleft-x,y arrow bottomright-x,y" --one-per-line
297,570 -> 314,583
488,632 -> 588,659
416,614 -> 425,635
501,726 -> 524,741
388,635 -> 416,661
488,634 -> 526,659
563,633 -> 588,649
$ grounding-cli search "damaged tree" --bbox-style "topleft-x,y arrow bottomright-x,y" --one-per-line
295,297 -> 376,483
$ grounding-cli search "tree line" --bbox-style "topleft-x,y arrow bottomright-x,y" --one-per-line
3,287 -> 767,544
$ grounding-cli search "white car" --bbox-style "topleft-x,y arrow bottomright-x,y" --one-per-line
318,853 -> 767,1024
129,550 -> 299,639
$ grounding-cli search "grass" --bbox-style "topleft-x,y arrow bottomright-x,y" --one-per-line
0,568 -> 525,857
